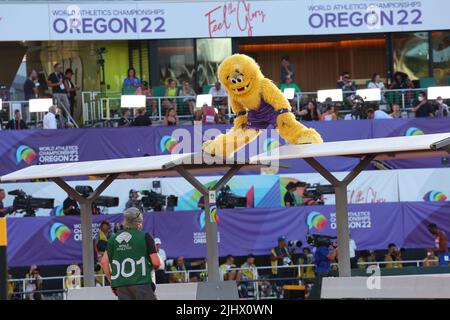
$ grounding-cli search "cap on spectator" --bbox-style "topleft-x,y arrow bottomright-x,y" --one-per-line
278,235 -> 286,242
123,207 -> 143,228
154,238 -> 162,245
129,189 -> 138,194
247,253 -> 255,258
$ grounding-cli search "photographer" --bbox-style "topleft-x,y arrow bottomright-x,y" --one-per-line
309,239 -> 338,300
63,193 -> 80,216
0,189 -> 14,217
270,236 -> 294,292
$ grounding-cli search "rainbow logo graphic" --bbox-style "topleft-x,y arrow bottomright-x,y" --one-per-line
196,206 -> 220,230
50,223 -> 72,243
405,127 -> 424,136
16,145 -> 37,165
423,190 -> 447,202
263,138 -> 280,153
50,205 -> 65,217
160,136 -> 179,153
306,211 -> 328,231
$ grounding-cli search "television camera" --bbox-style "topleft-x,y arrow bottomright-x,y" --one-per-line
302,183 -> 335,205
8,189 -> 54,217
306,234 -> 337,247
140,190 -> 178,212
75,185 -> 119,214
216,185 -> 247,209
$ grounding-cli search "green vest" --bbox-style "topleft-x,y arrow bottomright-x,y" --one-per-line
106,229 -> 153,288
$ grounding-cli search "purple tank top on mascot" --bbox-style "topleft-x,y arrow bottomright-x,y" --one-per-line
246,99 -> 290,130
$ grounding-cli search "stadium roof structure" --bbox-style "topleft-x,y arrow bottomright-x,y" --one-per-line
1,132 -> 449,298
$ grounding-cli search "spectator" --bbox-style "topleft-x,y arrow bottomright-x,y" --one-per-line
178,81 -> 196,115
162,79 -> 178,111
280,56 -> 295,83
0,188 -> 15,217
169,256 -> 205,283
94,220 -> 112,257
427,223 -> 449,266
43,105 -> 57,129
412,91 -> 434,118
23,69 -> 39,122
125,189 -> 144,212
284,182 -> 298,207
367,73 -> 386,104
349,236 -> 357,268
422,248 -> 439,267
389,103 -> 403,118
309,240 -> 338,300
357,250 -> 377,269
280,75 -> 301,108
366,106 -> 393,119
64,68 -> 79,117
336,71 -> 356,92
220,255 -> 242,281
240,254 -> 258,281
7,271 -> 15,300
434,96 -> 449,118
384,243 -> 403,268
142,84 -> 158,117
209,81 -> 228,107
216,105 -> 230,124
154,238 -> 167,284
201,103 -> 217,124
47,63 -> 71,116
163,107 -> 179,126
24,265 -> 42,300
270,236 -> 293,289
118,108 -> 132,127
298,247 -> 315,279
63,193 -> 80,215
390,71 -> 414,90
56,106 -> 74,128
131,107 -> 152,126
123,67 -> 141,89
300,101 -> 320,121
6,110 -> 28,130
320,105 -> 337,121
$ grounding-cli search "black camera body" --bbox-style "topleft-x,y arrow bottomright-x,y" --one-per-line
302,183 -> 335,205
217,185 -> 247,209
8,189 -> 54,217
307,234 -> 337,247
75,185 -> 119,212
141,190 -> 178,211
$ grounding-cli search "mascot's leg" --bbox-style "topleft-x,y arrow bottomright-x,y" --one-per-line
202,127 -> 260,158
276,112 -> 323,144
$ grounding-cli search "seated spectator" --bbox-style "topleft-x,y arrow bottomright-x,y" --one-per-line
209,81 -> 228,107
367,106 -> 392,119
422,248 -> 439,267
280,56 -> 295,83
384,243 -> 403,268
299,101 -> 320,121
163,107 -> 179,126
240,254 -> 257,281
123,67 -> 141,90
201,103 -> 217,124
162,79 -> 178,111
220,255 -> 242,281
336,71 -> 356,92
279,75 -> 301,108
178,81 -> 196,115
169,256 -> 205,283
434,96 -> 449,118
357,250 -> 377,270
142,84 -> 158,117
6,110 -> 28,130
320,105 -> 337,121
389,103 -> 403,118
118,108 -> 132,127
56,106 -> 74,128
216,105 -> 230,124
412,91 -> 434,118
367,73 -> 386,103
131,107 -> 152,126
390,71 -> 414,90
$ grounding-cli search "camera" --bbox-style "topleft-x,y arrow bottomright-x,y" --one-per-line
307,234 -> 337,247
8,189 -> 54,217
140,190 -> 178,212
217,185 -> 247,209
302,183 -> 335,205
75,185 -> 119,213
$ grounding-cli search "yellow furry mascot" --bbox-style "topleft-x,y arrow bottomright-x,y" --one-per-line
202,54 -> 323,158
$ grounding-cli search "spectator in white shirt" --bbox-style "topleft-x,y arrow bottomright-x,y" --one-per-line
209,81 -> 228,107
367,73 -> 386,103
154,238 -> 167,283
43,105 -> 57,129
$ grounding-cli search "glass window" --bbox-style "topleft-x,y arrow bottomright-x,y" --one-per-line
157,39 -> 195,86
392,32 -> 429,80
432,31 -> 450,85
196,38 -> 232,91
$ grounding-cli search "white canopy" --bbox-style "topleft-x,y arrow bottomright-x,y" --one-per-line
250,133 -> 450,163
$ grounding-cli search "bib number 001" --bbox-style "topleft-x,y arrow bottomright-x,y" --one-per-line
111,256 -> 146,279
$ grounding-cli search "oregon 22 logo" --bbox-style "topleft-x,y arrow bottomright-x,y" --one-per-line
16,145 -> 37,165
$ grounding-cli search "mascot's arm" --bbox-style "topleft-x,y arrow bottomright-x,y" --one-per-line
229,96 -> 248,129
261,78 -> 292,112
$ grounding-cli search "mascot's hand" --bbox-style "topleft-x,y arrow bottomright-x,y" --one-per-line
233,114 -> 248,129
277,112 -> 323,144
276,111 -> 297,128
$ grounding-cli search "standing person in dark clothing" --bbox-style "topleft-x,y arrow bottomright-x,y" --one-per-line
412,91 -> 434,118
6,110 -> 27,130
23,70 -> 39,122
64,68 -> 79,117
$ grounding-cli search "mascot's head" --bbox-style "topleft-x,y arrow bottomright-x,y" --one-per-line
218,54 -> 264,97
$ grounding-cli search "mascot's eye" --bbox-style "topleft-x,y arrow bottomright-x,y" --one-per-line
236,75 -> 243,83
231,79 -> 237,84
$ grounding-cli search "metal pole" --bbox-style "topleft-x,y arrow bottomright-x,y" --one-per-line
334,183 -> 351,277
203,194 -> 220,282
79,200 -> 95,287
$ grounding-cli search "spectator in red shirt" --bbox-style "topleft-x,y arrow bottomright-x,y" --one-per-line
428,223 -> 449,266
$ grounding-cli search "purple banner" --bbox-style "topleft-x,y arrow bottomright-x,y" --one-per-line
8,201 -> 447,267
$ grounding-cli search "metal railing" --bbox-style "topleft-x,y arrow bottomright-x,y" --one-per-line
7,258 -> 438,300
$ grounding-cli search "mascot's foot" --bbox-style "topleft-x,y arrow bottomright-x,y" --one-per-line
202,128 -> 260,159
292,127 -> 324,144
